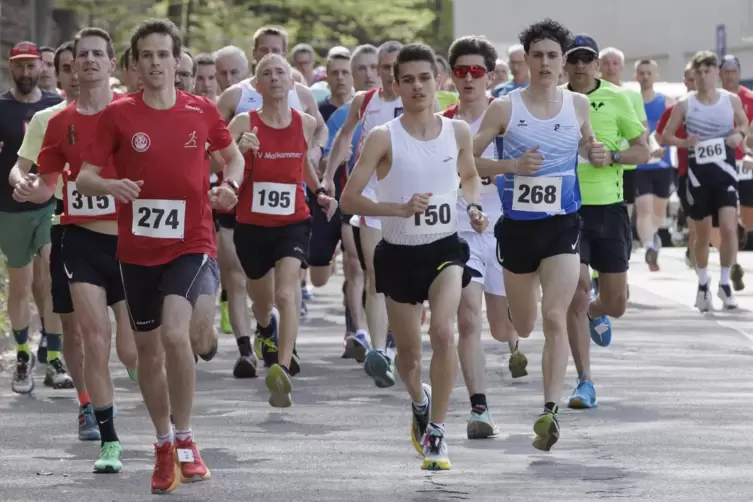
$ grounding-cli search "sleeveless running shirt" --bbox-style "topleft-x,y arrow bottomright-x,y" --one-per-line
443,103 -> 500,233
639,93 -> 671,169
235,80 -> 303,115
236,109 -> 310,226
498,89 -> 581,221
686,90 -> 736,177
357,90 -> 403,201
379,116 -> 459,246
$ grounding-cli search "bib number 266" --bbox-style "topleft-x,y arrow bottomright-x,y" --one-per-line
695,138 -> 725,165
512,176 -> 561,213
132,199 -> 186,239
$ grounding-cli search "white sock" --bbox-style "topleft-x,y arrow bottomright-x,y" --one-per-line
412,393 -> 428,411
355,329 -> 368,338
157,429 -> 174,447
175,428 -> 192,442
644,240 -> 656,251
697,267 -> 710,286
720,267 -> 731,285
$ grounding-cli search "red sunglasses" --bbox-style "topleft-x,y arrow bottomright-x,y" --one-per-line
452,65 -> 487,79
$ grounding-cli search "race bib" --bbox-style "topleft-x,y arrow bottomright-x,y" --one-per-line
252,182 -> 296,215
737,159 -> 753,181
694,138 -> 725,165
512,175 -> 562,213
66,181 -> 115,217
406,191 -> 457,235
132,199 -> 186,239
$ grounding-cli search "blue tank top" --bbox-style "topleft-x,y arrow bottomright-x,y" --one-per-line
497,89 -> 581,220
638,93 -> 671,169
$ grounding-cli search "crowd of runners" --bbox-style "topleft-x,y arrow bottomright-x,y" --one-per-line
0,14 -> 750,495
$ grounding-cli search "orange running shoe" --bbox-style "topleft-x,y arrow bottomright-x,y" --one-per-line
151,442 -> 180,494
176,438 -> 211,483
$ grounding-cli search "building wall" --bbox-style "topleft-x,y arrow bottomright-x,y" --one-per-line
453,0 -> 753,82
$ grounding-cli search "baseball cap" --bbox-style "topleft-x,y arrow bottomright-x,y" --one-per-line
720,54 -> 741,69
9,41 -> 41,61
565,35 -> 599,57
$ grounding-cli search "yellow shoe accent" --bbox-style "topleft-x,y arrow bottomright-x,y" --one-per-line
220,301 -> 232,334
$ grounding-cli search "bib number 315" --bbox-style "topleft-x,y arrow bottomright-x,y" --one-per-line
132,199 -> 186,239
406,192 -> 457,235
512,176 -> 561,213
695,138 -> 725,165
66,181 -> 115,216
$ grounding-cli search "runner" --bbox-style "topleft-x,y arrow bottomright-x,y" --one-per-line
194,53 -> 219,100
443,35 -> 527,440
491,44 -> 529,98
661,51 -> 748,311
0,41 -> 65,394
490,59 -> 509,91
38,46 -> 59,94
634,59 -> 675,271
563,35 -> 648,409
175,49 -> 196,92
290,43 -> 317,85
11,42 -> 90,437
229,53 -> 337,407
214,45 -> 249,92
473,19 -> 607,451
324,44 -> 379,360
341,43 -> 487,470
719,54 -> 752,291
76,19 -> 245,494
323,40 -> 406,388
14,28 -> 140,472
118,47 -> 141,93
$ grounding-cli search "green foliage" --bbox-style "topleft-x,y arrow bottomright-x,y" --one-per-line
53,0 -> 453,61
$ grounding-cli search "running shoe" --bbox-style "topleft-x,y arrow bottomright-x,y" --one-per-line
78,403 -> 100,441
466,408 -> 499,439
233,355 -> 259,378
265,363 -> 293,408
343,332 -> 370,362
364,349 -> 395,388
12,352 -> 35,394
176,438 -> 211,483
151,442 -> 180,494
44,357 -> 74,389
93,441 -> 122,473
568,379 -> 597,409
532,406 -> 560,452
421,425 -> 451,470
410,384 -> 431,455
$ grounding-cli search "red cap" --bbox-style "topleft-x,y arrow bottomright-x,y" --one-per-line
9,42 -> 41,61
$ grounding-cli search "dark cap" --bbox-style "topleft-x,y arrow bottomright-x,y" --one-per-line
9,41 -> 41,61
565,34 -> 599,57
720,54 -> 741,70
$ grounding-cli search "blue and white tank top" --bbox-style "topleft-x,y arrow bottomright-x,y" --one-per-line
638,93 -> 671,169
497,88 -> 581,221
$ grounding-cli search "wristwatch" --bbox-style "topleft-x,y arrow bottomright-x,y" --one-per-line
610,151 -> 621,164
467,203 -> 483,213
222,178 -> 239,194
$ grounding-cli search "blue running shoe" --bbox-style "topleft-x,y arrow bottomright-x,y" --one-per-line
344,332 -> 371,363
78,403 -> 100,441
364,349 -> 395,388
588,292 -> 612,347
568,379 -> 597,409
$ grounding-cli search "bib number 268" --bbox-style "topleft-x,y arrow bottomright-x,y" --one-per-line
132,199 -> 186,239
512,176 -> 561,213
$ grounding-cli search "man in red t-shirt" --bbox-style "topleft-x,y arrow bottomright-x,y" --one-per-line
14,27 -> 139,475
77,20 -> 244,495
228,53 -> 335,409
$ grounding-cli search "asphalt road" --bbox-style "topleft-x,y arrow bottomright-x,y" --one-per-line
0,248 -> 752,501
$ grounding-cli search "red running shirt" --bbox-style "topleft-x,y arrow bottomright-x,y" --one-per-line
236,109 -> 309,226
82,90 -> 232,266
38,95 -> 125,226
736,86 -> 753,160
656,104 -> 688,176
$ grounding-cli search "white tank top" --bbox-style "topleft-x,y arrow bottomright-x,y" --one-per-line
235,80 -> 303,115
455,113 -> 499,234
358,91 -> 404,201
378,116 -> 459,246
685,91 -> 735,140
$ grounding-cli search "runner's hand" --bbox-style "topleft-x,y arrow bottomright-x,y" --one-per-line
726,132 -> 744,149
684,134 -> 700,148
317,193 -> 338,221
106,179 -> 143,203
585,136 -> 608,166
651,147 -> 667,159
516,146 -> 544,174
743,155 -> 753,172
12,173 -> 40,202
399,192 -> 432,217
321,177 -> 336,196
209,185 -> 238,211
237,127 -> 259,154
468,206 -> 488,233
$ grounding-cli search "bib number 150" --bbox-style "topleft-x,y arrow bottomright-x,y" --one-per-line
413,203 -> 452,227
132,199 -> 186,239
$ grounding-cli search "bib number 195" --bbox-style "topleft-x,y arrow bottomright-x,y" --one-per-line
132,199 -> 186,239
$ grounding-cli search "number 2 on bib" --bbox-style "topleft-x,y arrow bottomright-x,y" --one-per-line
512,176 -> 561,213
695,138 -> 725,165
132,199 -> 186,239
252,182 -> 295,215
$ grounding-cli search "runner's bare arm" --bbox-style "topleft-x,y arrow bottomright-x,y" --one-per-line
77,162 -> 112,196
227,113 -> 251,141
455,121 -> 482,205
296,83 -> 328,148
213,138 -> 244,187
325,92 -> 365,182
340,127 -> 401,217
8,157 -> 34,187
575,94 -> 600,158
301,114 -> 325,190
661,99 -> 690,146
472,98 -> 517,175
217,85 -> 243,123
9,114 -> 45,186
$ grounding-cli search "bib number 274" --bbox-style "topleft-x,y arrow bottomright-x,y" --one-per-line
132,199 -> 186,239
512,176 -> 561,213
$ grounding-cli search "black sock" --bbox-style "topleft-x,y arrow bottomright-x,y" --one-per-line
237,336 -> 251,357
258,318 -> 275,337
544,402 -> 558,414
220,289 -> 227,302
280,364 -> 290,375
93,406 -> 118,444
470,393 -> 487,412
